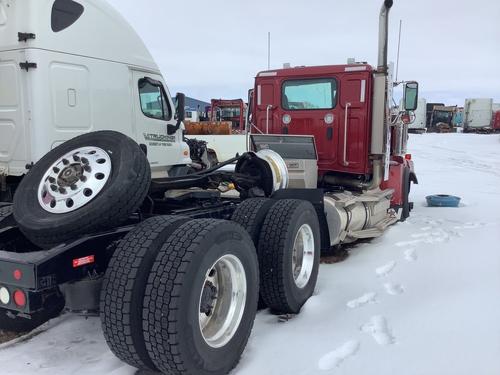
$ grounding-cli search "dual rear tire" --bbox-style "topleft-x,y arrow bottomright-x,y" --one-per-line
100,217 -> 259,374
101,198 -> 321,374
232,198 -> 320,314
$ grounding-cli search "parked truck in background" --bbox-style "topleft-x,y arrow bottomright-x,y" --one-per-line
184,98 -> 249,162
464,98 -> 494,133
427,105 -> 456,133
0,1 -> 418,375
407,98 -> 427,133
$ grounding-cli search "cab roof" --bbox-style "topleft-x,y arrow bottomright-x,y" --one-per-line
256,64 -> 373,78
0,0 -> 158,71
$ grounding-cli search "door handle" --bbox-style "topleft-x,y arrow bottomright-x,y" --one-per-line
326,127 -> 333,140
343,103 -> 351,166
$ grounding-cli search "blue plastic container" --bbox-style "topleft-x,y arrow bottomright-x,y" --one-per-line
426,194 -> 461,207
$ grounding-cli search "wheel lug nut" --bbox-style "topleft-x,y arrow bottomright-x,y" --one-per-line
70,184 -> 78,191
53,167 -> 60,173
50,184 -> 57,192
62,159 -> 69,165
58,187 -> 67,194
73,154 -> 80,162
84,165 -> 92,173
81,157 -> 89,165
48,177 -> 56,183
80,176 -> 87,182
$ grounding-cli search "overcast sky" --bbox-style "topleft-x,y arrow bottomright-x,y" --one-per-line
106,0 -> 500,106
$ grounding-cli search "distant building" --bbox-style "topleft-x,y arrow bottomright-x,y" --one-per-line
185,97 -> 210,121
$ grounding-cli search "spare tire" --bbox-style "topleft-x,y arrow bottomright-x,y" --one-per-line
13,131 -> 151,248
0,205 -> 15,229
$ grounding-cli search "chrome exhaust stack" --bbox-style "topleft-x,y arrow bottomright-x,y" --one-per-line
378,0 -> 393,72
369,0 -> 394,190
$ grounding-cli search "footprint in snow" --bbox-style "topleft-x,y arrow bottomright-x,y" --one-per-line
404,248 -> 417,262
346,292 -> 377,308
384,282 -> 405,295
375,261 -> 396,277
318,340 -> 360,370
361,315 -> 395,346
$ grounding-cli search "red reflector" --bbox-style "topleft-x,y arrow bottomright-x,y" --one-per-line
405,154 -> 412,160
72,255 -> 95,268
13,290 -> 26,307
13,269 -> 22,280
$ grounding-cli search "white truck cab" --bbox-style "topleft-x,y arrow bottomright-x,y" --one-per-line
0,0 -> 191,181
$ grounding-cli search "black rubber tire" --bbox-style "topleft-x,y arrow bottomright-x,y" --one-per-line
143,219 -> 259,375
0,293 -> 64,333
231,198 -> 276,310
401,167 -> 411,221
100,215 -> 190,371
258,199 -> 320,314
0,205 -> 15,228
231,198 -> 276,246
13,131 -> 151,248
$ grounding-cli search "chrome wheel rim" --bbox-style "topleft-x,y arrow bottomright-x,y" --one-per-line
198,254 -> 247,348
292,224 -> 315,288
37,147 -> 112,214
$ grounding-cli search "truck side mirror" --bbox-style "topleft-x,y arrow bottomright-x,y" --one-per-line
403,82 -> 419,111
175,93 -> 186,122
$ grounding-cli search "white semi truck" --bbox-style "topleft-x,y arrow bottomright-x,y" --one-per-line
406,98 -> 427,133
0,0 -> 228,201
463,98 -> 494,132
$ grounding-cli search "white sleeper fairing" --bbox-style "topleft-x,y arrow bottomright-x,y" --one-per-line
0,0 -> 190,178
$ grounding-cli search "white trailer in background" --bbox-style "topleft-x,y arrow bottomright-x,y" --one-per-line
464,98 -> 493,132
408,98 -> 427,133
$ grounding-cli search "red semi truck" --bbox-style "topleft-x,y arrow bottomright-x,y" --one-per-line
249,51 -> 418,224
0,1 -> 418,374
210,99 -> 247,132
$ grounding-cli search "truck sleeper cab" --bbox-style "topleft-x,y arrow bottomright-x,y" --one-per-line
0,0 -> 191,200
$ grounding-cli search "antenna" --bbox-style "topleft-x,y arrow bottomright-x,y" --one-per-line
395,19 -> 402,82
267,32 -> 271,70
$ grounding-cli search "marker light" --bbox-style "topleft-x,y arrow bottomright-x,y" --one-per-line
13,269 -> 22,280
0,287 -> 10,305
13,290 -> 26,307
282,114 -> 291,125
324,113 -> 334,124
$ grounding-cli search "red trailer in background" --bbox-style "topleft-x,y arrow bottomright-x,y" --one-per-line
210,99 -> 247,132
493,111 -> 500,132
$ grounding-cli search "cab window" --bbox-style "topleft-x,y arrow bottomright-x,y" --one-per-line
282,78 -> 337,110
138,78 -> 171,121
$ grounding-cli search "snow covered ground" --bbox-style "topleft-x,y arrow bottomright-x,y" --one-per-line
1,133 -> 499,375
